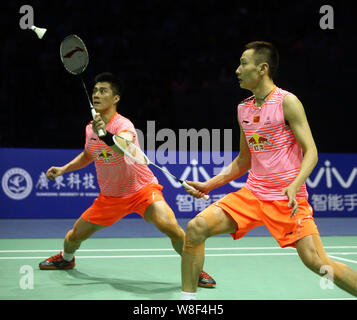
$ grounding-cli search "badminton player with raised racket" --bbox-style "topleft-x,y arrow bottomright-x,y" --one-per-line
39,72 -> 215,288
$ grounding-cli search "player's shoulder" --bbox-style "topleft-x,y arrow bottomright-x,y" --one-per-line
111,113 -> 134,127
115,113 -> 132,124
109,113 -> 136,135
276,87 -> 297,100
86,120 -> 93,129
278,88 -> 300,107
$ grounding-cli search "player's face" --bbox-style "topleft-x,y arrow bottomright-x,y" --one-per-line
236,49 -> 261,90
92,82 -> 119,111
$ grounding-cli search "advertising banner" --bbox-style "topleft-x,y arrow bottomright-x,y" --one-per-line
1,148 -> 356,218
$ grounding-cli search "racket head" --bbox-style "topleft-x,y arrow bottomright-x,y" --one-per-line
60,34 -> 89,75
113,135 -> 150,165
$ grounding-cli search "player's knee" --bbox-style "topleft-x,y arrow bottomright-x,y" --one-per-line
298,246 -> 324,274
183,217 -> 207,255
186,216 -> 209,244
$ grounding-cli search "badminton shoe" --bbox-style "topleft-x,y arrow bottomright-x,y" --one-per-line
198,270 -> 216,288
38,252 -> 215,288
39,251 -> 75,270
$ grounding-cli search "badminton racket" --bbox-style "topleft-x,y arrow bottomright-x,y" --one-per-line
60,34 -> 105,137
113,135 -> 210,200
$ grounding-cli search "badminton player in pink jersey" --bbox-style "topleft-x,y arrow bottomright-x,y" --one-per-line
39,72 -> 215,288
180,42 -> 357,300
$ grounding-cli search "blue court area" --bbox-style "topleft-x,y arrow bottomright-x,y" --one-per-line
0,217 -> 357,301
2,217 -> 357,239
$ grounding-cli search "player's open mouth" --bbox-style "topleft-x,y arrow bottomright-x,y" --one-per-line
93,101 -> 101,105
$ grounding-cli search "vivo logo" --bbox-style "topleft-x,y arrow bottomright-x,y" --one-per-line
307,160 -> 357,189
161,159 -> 245,189
158,158 -> 356,190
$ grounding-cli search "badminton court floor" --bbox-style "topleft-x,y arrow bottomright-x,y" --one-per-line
1,235 -> 357,300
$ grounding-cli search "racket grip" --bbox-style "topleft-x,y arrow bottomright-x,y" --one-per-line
90,108 -> 105,137
91,107 -> 97,118
182,181 -> 210,201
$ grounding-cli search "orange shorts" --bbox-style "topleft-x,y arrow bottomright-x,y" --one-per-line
81,184 -> 165,226
216,187 -> 319,248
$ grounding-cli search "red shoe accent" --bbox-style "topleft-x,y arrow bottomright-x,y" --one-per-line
198,270 -> 216,288
39,252 -> 75,270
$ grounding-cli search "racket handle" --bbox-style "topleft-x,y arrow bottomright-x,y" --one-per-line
91,107 -> 97,120
91,108 -> 105,137
182,181 -> 210,201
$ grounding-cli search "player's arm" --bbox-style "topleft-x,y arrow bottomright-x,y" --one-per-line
282,94 -> 318,215
186,123 -> 252,197
110,131 -> 135,155
206,124 -> 251,190
46,149 -> 93,180
92,113 -> 135,155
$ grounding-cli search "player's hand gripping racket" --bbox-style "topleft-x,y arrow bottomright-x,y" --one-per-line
60,34 -> 105,137
113,135 -> 210,200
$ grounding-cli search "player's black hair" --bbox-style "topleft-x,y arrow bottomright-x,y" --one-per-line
244,41 -> 279,79
94,72 -> 123,96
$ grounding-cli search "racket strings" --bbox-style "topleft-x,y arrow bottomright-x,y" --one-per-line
113,135 -> 209,200
114,135 -> 149,165
60,35 -> 89,75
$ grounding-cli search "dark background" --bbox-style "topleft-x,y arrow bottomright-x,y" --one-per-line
1,0 -> 355,152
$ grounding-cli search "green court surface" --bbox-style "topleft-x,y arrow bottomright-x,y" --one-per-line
1,236 -> 357,300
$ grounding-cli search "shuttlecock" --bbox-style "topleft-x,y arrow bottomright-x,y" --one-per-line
30,25 -> 47,39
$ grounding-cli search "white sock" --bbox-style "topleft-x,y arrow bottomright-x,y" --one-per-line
181,291 -> 197,300
62,251 -> 74,262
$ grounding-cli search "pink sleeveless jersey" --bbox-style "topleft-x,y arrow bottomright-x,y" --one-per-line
85,113 -> 158,197
238,86 -> 308,200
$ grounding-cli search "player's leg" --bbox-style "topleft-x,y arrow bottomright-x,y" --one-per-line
144,200 -> 217,288
64,217 -> 105,255
296,234 -> 357,296
39,217 -> 105,270
181,205 -> 237,295
144,200 -> 185,255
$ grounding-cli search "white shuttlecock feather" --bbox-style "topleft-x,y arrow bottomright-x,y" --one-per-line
30,25 -> 47,39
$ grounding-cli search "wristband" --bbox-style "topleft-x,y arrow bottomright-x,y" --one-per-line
100,131 -> 115,146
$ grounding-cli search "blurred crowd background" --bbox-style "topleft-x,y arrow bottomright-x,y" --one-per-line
1,0 -> 354,152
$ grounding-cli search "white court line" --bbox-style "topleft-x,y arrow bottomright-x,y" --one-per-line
0,247 -> 281,253
1,251 -> 357,260
328,255 -> 357,265
0,249 -> 174,253
0,253 -> 295,260
1,245 -> 357,253
299,298 -> 357,300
